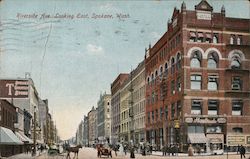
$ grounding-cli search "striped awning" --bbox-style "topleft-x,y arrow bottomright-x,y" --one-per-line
188,133 -> 208,144
0,127 -> 23,145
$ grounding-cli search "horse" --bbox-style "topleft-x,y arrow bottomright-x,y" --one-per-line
66,145 -> 82,159
96,144 -> 103,157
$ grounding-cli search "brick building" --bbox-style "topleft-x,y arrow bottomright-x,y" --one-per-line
145,0 -> 250,152
111,73 -> 129,144
0,99 -> 23,157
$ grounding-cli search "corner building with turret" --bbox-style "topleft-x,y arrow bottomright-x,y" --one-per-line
145,0 -> 250,153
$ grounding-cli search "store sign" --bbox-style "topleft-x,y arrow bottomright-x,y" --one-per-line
227,135 -> 245,146
185,117 -> 226,124
0,80 -> 29,98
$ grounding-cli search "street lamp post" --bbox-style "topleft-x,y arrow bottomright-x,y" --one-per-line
32,106 -> 37,156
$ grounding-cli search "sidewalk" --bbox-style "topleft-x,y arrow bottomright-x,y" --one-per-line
7,150 -> 47,159
150,151 -> 245,157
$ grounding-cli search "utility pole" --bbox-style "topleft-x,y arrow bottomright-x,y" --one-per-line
32,106 -> 37,156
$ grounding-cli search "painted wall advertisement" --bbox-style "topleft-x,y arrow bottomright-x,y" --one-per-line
0,80 -> 29,98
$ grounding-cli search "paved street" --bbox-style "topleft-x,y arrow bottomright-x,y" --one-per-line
33,147 -> 250,159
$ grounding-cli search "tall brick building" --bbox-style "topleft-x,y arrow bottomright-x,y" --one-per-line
111,74 -> 129,144
145,0 -> 250,152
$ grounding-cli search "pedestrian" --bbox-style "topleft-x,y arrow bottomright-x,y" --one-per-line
237,144 -> 240,154
130,145 -> 135,158
188,144 -> 194,156
239,145 -> 246,159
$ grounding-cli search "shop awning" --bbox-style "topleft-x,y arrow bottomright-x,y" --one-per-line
0,127 -> 23,145
188,133 -> 208,144
15,131 -> 33,144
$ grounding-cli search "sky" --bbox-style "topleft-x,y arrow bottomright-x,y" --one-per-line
0,0 -> 249,140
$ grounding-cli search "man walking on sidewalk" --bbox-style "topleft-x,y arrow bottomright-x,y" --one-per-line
239,145 -> 246,159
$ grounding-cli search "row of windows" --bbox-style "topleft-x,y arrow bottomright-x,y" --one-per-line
147,77 -> 181,105
147,101 -> 182,124
121,122 -> 129,133
190,50 -> 243,69
191,75 -> 243,91
230,34 -> 242,45
149,33 -> 181,69
132,86 -> 146,102
133,100 -> 145,116
189,32 -> 219,43
0,106 -> 16,128
191,99 -> 243,116
147,53 -> 182,84
134,116 -> 145,130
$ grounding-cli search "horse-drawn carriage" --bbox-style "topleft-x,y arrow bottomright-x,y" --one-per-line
96,144 -> 112,158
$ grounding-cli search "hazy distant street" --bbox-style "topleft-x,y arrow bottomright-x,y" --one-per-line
35,147 -> 250,159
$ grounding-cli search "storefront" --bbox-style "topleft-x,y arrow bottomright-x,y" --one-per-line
0,127 -> 23,157
206,134 -> 224,155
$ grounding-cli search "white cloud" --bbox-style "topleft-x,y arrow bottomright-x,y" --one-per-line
86,44 -> 104,55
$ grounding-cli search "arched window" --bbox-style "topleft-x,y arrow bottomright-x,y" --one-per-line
151,73 -> 154,84
164,63 -> 168,76
190,51 -> 202,68
155,70 -> 158,77
177,53 -> 181,70
147,77 -> 150,85
207,52 -> 218,69
230,54 -> 241,69
159,66 -> 163,75
171,57 -> 175,74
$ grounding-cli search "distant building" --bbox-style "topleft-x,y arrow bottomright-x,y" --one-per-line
83,115 -> 89,146
88,106 -> 97,146
97,92 -> 111,144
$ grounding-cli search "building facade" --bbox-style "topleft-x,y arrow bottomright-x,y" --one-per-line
88,106 -> 97,146
130,61 -> 146,145
97,92 -> 111,144
0,99 -> 23,157
83,115 -> 89,146
145,0 -> 250,152
111,74 -> 129,144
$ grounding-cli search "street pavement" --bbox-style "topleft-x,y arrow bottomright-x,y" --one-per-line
8,147 -> 250,159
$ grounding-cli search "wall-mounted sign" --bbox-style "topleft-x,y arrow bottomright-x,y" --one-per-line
227,135 -> 245,146
185,117 -> 226,124
196,11 -> 211,20
0,80 -> 29,98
